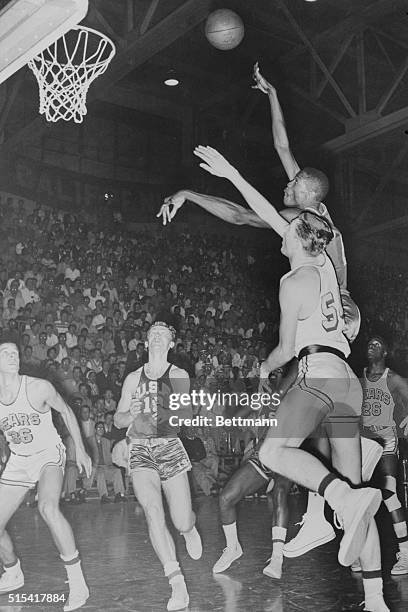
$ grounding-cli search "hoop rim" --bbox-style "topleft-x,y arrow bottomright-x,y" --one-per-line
69,24 -> 117,52
29,24 -> 116,69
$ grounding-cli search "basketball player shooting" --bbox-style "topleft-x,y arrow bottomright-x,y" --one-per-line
158,64 -> 359,343
157,65 -> 374,564
114,319 -> 202,612
0,337 -> 91,612
193,148 -> 388,612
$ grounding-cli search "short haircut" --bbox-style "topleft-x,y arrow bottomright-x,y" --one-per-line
298,167 -> 329,201
369,335 -> 389,352
294,211 -> 334,256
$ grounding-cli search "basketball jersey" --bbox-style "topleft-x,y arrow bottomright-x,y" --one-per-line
281,254 -> 350,358
127,364 -> 179,439
362,368 -> 395,428
0,376 -> 61,455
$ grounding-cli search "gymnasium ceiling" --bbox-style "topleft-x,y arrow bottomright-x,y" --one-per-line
1,0 -> 408,241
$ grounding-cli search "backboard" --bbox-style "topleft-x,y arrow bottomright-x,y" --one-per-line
0,0 -> 89,85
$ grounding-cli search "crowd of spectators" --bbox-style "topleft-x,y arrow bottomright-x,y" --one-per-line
0,195 -> 405,499
0,196 -> 282,499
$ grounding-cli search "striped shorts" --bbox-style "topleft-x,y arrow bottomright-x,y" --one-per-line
247,448 -> 275,481
128,437 -> 191,482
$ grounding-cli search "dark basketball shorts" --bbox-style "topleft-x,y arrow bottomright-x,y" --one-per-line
128,437 -> 191,482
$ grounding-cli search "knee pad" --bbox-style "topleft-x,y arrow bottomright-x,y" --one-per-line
384,492 -> 401,513
384,474 -> 397,494
383,475 -> 401,512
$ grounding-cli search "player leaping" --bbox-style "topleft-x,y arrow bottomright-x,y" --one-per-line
157,65 -> 365,562
192,146 -> 388,612
158,63 -> 359,343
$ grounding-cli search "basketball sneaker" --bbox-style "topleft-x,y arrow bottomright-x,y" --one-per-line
391,549 -> 408,575
337,488 -> 382,567
0,559 -> 24,593
182,526 -> 202,560
64,581 -> 89,612
263,554 -> 283,579
63,560 -> 89,612
283,494 -> 335,558
213,544 -> 243,573
167,576 -> 189,612
363,597 -> 390,611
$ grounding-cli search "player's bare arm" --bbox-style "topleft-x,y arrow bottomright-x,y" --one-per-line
28,377 -> 91,477
253,62 -> 300,180
194,145 -> 288,236
114,369 -> 142,428
157,190 -> 269,228
169,366 -> 193,420
261,268 -> 319,379
0,431 -> 9,465
388,371 -> 408,436
260,275 -> 302,381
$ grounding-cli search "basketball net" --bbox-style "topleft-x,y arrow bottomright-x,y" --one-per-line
28,25 -> 116,123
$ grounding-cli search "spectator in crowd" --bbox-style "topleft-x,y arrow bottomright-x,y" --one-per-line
84,422 -> 127,503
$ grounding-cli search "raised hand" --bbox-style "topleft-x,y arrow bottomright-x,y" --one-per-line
156,191 -> 186,226
252,62 -> 275,95
194,146 -> 237,180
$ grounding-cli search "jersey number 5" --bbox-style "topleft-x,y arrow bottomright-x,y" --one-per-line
321,292 -> 339,332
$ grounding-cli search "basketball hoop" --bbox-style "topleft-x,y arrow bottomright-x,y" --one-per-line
28,25 -> 116,123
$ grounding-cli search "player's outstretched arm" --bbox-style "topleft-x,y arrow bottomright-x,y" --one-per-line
114,371 -> 141,429
157,190 -> 270,228
41,380 -> 92,477
253,62 -> 300,180
194,146 -> 288,237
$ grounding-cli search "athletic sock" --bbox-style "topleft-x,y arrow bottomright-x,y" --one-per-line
394,521 -> 408,551
60,551 -> 86,583
60,550 -> 80,564
305,492 -> 324,514
271,526 -> 287,557
4,559 -> 20,571
362,571 -> 383,602
223,522 -> 239,549
318,476 -> 350,512
164,561 -> 183,583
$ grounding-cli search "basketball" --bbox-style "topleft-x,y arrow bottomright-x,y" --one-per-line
205,9 -> 245,51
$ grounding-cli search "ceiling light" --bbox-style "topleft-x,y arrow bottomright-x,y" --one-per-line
164,77 -> 179,86
164,69 -> 180,86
